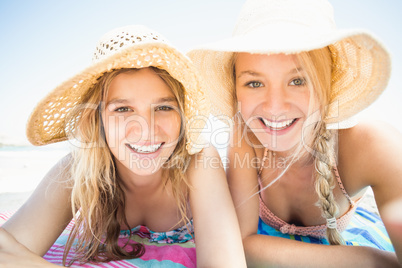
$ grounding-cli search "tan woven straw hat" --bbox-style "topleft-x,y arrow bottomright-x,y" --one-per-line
26,25 -> 210,154
188,0 -> 391,125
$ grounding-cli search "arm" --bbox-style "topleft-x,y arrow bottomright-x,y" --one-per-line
382,197 -> 402,265
0,228 -> 58,268
227,124 -> 399,267
242,234 -> 397,268
339,121 -> 402,265
1,154 -> 73,256
187,145 -> 246,268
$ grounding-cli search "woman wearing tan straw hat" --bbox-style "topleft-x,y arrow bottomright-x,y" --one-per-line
0,25 -> 246,267
189,0 -> 402,266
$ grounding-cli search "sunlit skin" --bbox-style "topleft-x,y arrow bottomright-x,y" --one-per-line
102,68 -> 182,180
234,52 -> 355,227
235,53 -> 312,153
0,67 -> 248,267
228,52 -> 402,267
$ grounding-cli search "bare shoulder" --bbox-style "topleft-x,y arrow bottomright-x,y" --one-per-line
186,144 -> 225,181
19,152 -> 74,208
338,120 -> 402,199
188,144 -> 222,167
228,122 -> 258,162
226,122 -> 260,238
47,153 -> 74,185
226,122 -> 259,184
1,153 -> 74,255
194,144 -> 221,158
340,120 -> 401,143
339,120 -> 402,161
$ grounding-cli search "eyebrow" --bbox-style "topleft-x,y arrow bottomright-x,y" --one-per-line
236,67 -> 304,79
290,67 -> 304,74
157,97 -> 177,103
106,96 -> 177,107
236,70 -> 262,79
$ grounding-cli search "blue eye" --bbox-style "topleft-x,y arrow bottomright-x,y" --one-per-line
290,78 -> 306,86
156,105 -> 173,111
246,81 -> 263,88
114,107 -> 131,112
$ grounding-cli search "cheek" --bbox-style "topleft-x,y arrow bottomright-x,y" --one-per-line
236,90 -> 256,118
301,92 -> 315,116
102,113 -> 120,156
102,113 -> 127,144
155,112 -> 181,139
101,113 -> 111,141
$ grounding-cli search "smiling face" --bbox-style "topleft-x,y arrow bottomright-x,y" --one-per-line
102,68 -> 182,176
235,53 -> 314,152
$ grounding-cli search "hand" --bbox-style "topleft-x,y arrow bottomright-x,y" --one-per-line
0,228 -> 58,268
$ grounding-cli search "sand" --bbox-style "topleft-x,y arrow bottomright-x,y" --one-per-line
0,145 -> 69,211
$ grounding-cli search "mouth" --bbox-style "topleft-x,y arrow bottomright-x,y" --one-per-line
126,142 -> 164,154
259,117 -> 298,131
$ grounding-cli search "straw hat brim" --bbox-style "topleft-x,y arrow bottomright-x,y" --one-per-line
188,27 -> 391,125
27,42 -> 210,154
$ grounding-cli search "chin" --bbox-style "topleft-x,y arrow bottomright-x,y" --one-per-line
255,134 -> 300,153
126,158 -> 165,175
130,167 -> 162,176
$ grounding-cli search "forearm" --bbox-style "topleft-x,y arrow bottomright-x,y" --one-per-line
1,155 -> 73,256
244,234 -> 399,268
389,232 -> 402,268
0,228 -> 59,267
189,146 -> 247,267
387,225 -> 402,268
192,181 -> 246,267
195,220 -> 245,268
382,198 -> 402,267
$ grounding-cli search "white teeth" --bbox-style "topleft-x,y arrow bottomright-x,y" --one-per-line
261,118 -> 296,130
128,143 -> 162,153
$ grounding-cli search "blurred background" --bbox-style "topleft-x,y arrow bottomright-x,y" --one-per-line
0,0 -> 401,211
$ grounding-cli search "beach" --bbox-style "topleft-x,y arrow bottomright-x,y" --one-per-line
0,144 -> 70,211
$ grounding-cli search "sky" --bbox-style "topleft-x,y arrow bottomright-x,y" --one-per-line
0,0 -> 401,145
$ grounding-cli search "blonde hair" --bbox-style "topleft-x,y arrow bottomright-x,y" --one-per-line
63,67 -> 191,265
231,48 -> 344,245
297,48 -> 344,245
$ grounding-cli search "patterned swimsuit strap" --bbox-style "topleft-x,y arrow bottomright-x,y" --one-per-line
258,147 -> 269,176
332,165 -> 354,206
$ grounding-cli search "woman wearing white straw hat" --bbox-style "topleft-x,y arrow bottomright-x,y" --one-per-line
0,25 -> 246,267
189,0 -> 402,266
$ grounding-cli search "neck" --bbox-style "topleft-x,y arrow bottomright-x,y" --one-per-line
115,161 -> 166,196
265,149 -> 316,187
266,143 -> 314,168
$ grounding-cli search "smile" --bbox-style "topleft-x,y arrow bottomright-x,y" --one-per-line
259,118 -> 297,131
126,143 -> 164,154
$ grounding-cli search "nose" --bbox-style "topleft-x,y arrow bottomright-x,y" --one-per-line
262,86 -> 290,118
125,111 -> 158,143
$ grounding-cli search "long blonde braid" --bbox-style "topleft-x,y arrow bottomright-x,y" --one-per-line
232,46 -> 345,244
297,47 -> 344,245
313,122 -> 344,245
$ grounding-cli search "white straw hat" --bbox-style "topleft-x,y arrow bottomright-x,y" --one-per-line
188,0 -> 391,125
26,25 -> 210,154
